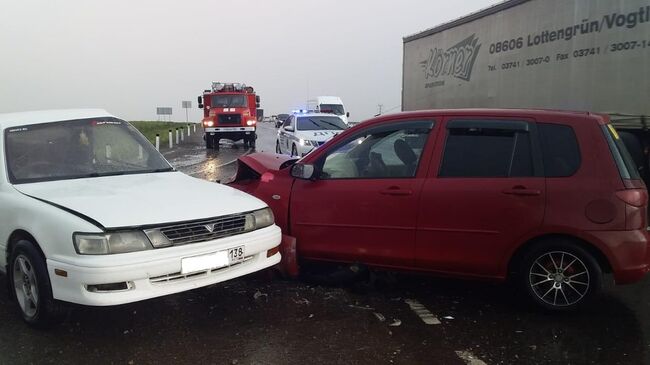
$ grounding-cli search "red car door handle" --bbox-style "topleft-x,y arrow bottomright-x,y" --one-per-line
502,186 -> 541,196
380,187 -> 413,196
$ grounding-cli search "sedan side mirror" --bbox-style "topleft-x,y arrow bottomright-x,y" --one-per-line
291,163 -> 316,180
285,126 -> 294,132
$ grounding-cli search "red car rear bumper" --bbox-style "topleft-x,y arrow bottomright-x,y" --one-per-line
588,229 -> 650,284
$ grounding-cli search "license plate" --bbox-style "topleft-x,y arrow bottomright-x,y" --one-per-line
181,246 -> 245,274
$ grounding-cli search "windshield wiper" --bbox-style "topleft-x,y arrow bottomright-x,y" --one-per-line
148,167 -> 175,173
77,171 -> 127,178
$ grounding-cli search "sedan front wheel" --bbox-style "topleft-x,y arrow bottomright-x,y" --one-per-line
9,240 -> 67,327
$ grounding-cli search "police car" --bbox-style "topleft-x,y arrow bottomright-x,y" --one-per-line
276,112 -> 347,157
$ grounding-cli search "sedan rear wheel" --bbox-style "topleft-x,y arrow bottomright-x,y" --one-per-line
519,240 -> 602,311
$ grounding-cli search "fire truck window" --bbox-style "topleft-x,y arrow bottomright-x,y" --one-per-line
211,95 -> 248,108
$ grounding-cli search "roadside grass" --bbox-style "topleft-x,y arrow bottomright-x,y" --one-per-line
130,121 -> 199,147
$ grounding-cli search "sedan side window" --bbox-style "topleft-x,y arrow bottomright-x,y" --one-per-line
283,116 -> 293,128
319,121 -> 432,179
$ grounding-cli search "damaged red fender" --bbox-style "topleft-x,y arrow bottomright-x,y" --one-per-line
278,234 -> 299,278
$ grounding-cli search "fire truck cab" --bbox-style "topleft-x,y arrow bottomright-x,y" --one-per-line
198,82 -> 260,150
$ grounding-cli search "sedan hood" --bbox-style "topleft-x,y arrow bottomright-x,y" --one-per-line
13,172 -> 266,229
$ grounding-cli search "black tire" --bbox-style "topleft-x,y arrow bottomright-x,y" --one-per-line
214,136 -> 220,151
205,134 -> 214,149
276,140 -> 282,154
9,240 -> 67,328
249,137 -> 256,149
291,144 -> 298,157
517,239 -> 602,311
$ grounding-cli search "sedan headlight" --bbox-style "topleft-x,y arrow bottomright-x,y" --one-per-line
74,231 -> 152,255
244,208 -> 275,232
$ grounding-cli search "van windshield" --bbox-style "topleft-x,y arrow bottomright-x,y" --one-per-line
320,104 -> 345,115
5,118 -> 173,184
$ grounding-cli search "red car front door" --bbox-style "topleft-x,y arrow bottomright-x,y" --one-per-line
290,120 -> 437,269
416,117 -> 546,278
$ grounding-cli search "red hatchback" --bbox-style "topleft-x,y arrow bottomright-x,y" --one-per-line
229,109 -> 650,310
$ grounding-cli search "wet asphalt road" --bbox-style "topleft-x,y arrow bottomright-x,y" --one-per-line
1,123 -> 650,365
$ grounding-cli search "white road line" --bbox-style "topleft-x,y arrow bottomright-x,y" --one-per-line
404,299 -> 440,325
455,350 -> 488,365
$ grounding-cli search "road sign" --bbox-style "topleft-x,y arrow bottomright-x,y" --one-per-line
182,101 -> 192,109
156,107 -> 172,115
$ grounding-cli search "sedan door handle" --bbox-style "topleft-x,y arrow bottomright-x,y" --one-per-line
380,187 -> 413,196
502,186 -> 541,196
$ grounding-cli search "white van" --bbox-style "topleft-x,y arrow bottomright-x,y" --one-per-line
306,96 -> 349,124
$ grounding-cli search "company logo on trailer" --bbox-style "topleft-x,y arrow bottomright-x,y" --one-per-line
420,34 -> 481,84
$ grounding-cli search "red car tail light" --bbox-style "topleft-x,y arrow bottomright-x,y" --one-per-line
616,189 -> 648,207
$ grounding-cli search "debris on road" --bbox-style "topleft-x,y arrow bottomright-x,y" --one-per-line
389,319 -> 402,327
373,312 -> 386,322
455,350 -> 488,365
348,304 -> 375,311
253,290 -> 268,301
292,298 -> 311,305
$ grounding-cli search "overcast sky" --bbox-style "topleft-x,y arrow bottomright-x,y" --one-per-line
0,0 -> 499,122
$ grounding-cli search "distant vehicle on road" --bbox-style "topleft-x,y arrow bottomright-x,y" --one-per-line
230,109 -> 650,311
276,112 -> 347,157
307,96 -> 350,125
198,82 -> 261,150
0,109 -> 281,327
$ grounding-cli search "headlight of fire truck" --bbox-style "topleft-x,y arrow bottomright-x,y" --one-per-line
246,120 -> 256,126
203,120 -> 214,127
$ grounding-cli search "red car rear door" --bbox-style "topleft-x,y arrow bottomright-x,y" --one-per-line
416,117 -> 546,278
290,119 -> 437,268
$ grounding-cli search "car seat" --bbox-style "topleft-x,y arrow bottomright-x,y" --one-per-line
394,139 -> 418,176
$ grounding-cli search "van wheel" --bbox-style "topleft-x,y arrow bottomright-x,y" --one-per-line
291,144 -> 298,157
518,239 -> 602,311
9,240 -> 67,328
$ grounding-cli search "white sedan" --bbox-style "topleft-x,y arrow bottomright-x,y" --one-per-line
0,109 -> 281,327
276,113 -> 347,157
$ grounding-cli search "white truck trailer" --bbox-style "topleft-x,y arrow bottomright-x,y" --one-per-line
402,0 -> 650,124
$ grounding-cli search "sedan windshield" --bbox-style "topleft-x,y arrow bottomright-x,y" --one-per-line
211,95 -> 248,108
5,118 -> 173,184
320,104 -> 345,115
297,116 -> 347,131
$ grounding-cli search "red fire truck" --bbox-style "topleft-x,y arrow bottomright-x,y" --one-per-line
197,82 -> 260,150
